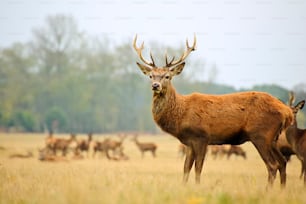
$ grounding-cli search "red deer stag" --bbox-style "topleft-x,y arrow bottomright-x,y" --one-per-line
285,99 -> 306,185
133,35 -> 293,187
132,135 -> 157,158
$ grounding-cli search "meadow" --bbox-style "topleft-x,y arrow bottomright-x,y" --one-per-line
0,133 -> 305,204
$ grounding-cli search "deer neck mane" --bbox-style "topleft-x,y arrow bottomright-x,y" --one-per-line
152,83 -> 184,135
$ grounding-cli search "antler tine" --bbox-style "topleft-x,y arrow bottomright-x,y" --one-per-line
133,35 -> 156,67
165,52 -> 175,67
149,52 -> 156,67
288,91 -> 295,106
165,34 -> 197,68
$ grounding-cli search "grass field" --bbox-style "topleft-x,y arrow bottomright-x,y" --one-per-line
0,133 -> 305,204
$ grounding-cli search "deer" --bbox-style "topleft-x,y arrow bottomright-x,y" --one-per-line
104,134 -> 127,156
51,133 -> 77,156
131,135 -> 157,158
9,151 -> 33,159
133,35 -> 293,187
226,145 -> 246,160
38,148 -> 69,162
76,133 -> 93,157
285,98 -> 306,185
210,145 -> 228,159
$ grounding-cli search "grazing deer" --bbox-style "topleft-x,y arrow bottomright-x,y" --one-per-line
76,133 -> 93,157
52,134 -> 77,156
9,151 -> 33,159
132,135 -> 157,158
285,99 -> 306,185
133,35 -> 293,186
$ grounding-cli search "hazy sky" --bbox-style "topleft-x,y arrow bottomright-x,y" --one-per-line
0,0 -> 305,89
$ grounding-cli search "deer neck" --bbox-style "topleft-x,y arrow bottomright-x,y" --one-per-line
152,83 -> 183,135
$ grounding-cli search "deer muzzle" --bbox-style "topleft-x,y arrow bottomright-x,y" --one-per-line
152,82 -> 161,92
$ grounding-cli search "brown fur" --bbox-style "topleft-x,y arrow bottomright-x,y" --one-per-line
132,135 -> 157,158
210,145 -> 246,160
226,145 -> 246,160
210,145 -> 228,159
277,131 -> 295,161
51,134 -> 77,156
285,100 -> 306,185
133,35 -> 293,187
76,133 -> 93,157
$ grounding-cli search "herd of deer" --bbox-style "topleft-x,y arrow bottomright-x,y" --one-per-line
133,34 -> 306,187
38,132 -> 158,162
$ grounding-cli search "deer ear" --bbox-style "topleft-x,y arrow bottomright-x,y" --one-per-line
293,100 -> 305,114
136,62 -> 152,76
169,62 -> 185,76
296,100 -> 305,110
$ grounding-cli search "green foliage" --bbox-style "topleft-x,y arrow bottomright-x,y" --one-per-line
45,107 -> 67,132
10,111 -> 37,132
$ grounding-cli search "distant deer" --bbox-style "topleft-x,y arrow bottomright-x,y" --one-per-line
45,131 -> 56,153
52,134 -> 77,156
210,145 -> 227,159
226,145 -> 246,160
38,148 -> 69,162
76,133 -> 93,157
92,139 -> 111,159
132,135 -> 157,158
105,134 -> 127,156
133,35 -> 293,187
285,98 -> 306,185
9,151 -> 33,159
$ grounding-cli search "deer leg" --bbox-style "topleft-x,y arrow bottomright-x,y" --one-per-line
183,146 -> 195,183
193,140 -> 208,184
303,160 -> 306,186
152,150 -> 156,157
271,144 -> 287,187
252,139 -> 278,187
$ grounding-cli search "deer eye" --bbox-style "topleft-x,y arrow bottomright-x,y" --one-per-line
165,75 -> 170,79
149,75 -> 152,79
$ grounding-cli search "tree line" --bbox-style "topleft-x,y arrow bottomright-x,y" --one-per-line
0,14 -> 305,133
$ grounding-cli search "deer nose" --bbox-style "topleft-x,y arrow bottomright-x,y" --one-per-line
152,82 -> 160,90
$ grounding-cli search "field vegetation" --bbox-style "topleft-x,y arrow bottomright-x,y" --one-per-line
0,133 -> 305,204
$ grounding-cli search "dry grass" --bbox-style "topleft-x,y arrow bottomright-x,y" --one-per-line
0,133 -> 305,204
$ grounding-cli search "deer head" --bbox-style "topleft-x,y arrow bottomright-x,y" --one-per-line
133,35 -> 196,94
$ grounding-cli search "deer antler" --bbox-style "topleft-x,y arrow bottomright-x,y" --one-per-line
165,34 -> 197,68
133,35 -> 156,67
288,91 -> 295,106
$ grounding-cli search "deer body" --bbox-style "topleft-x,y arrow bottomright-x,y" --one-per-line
133,35 -> 293,187
153,89 -> 290,145
285,100 -> 306,184
132,136 -> 157,158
